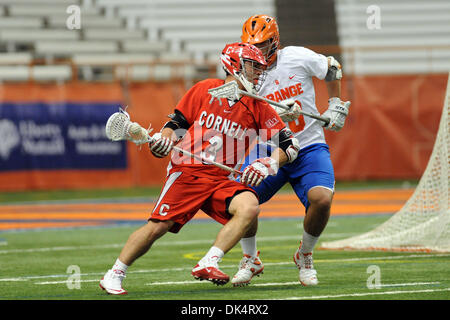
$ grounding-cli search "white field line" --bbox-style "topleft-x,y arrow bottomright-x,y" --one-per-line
1,253 -> 449,283
378,281 -> 441,288
0,233 -> 360,255
143,281 -> 442,288
0,235 -> 299,255
280,288 -> 450,300
34,279 -> 441,290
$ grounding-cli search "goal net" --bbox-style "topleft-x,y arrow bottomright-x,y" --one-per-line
320,74 -> 450,253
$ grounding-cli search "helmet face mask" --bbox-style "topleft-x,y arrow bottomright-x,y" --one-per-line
254,39 -> 278,66
241,15 -> 280,66
241,58 -> 267,93
220,42 -> 267,94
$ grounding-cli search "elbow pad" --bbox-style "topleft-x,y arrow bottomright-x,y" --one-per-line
275,128 -> 301,163
163,109 -> 190,139
325,56 -> 342,82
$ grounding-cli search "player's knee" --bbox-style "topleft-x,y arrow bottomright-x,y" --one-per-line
236,202 -> 260,221
229,191 -> 260,219
308,187 -> 333,212
145,220 -> 171,241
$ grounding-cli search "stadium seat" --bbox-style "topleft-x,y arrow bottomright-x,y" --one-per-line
35,41 -> 119,57
47,16 -> 124,29
0,29 -> 79,42
115,63 -> 197,82
8,4 -> 99,17
31,65 -> 72,82
0,65 -> 29,81
0,0 -> 279,82
335,0 -> 450,74
121,40 -> 169,54
72,53 -> 156,66
0,0 -> 78,4
83,29 -> 145,41
0,17 -> 44,28
0,64 -> 71,83
0,52 -> 32,65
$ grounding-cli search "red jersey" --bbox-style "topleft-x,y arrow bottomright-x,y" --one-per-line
169,78 -> 285,179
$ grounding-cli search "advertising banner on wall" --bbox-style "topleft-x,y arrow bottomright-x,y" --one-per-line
0,102 -> 126,171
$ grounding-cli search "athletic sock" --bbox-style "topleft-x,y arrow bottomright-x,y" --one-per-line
240,236 -> 257,257
300,231 -> 319,254
112,258 -> 128,274
202,246 -> 225,263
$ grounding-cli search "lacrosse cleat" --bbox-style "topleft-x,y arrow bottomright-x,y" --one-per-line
191,258 -> 229,286
231,251 -> 264,287
99,269 -> 128,295
293,242 -> 319,286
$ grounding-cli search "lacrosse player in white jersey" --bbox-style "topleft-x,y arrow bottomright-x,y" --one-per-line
232,15 -> 351,287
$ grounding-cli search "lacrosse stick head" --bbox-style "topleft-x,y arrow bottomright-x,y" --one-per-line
220,42 -> 267,95
208,81 -> 241,105
105,109 -> 152,145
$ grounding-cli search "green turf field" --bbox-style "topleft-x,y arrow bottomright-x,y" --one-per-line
1,180 -> 448,302
0,214 -> 449,300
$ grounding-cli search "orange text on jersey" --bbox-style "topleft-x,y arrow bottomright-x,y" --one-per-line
265,83 -> 304,102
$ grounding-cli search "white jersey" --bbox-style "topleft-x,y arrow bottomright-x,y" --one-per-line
258,46 -> 328,149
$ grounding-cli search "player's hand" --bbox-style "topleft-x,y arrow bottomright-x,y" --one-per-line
273,99 -> 302,122
149,132 -> 174,158
241,157 -> 279,187
322,97 -> 350,132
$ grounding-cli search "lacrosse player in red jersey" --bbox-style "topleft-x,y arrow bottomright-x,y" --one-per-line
231,15 -> 351,287
99,42 -> 300,294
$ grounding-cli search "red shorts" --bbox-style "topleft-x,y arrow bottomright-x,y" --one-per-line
149,170 -> 257,233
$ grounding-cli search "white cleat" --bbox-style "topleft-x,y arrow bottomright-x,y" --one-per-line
293,244 -> 319,286
231,251 -> 264,287
99,269 -> 128,295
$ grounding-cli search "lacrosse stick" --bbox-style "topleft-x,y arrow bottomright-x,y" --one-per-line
208,81 -> 330,125
105,109 -> 242,175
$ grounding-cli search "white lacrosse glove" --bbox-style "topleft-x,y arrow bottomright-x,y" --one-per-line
241,157 -> 279,187
149,132 -> 174,158
272,99 -> 302,122
322,97 -> 351,132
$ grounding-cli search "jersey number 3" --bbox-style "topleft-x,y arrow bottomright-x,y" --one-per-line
201,135 -> 223,164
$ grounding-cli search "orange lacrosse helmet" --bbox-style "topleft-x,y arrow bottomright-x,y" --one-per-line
241,15 -> 280,66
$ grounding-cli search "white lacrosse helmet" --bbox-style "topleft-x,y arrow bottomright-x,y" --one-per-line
220,42 -> 267,94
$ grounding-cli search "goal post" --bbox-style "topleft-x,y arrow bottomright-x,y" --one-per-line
320,73 -> 450,253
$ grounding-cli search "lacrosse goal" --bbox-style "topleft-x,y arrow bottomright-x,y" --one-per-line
320,74 -> 450,253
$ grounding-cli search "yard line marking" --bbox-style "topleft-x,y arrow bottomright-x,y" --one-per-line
146,280 -> 205,286
0,235 -> 305,254
34,279 -> 442,289
253,281 -> 299,286
0,232 -> 410,254
280,288 -> 450,300
378,281 -> 440,287
35,279 -> 100,285
0,273 -> 102,282
0,244 -> 124,254
314,253 -> 450,263
3,253 -> 450,283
